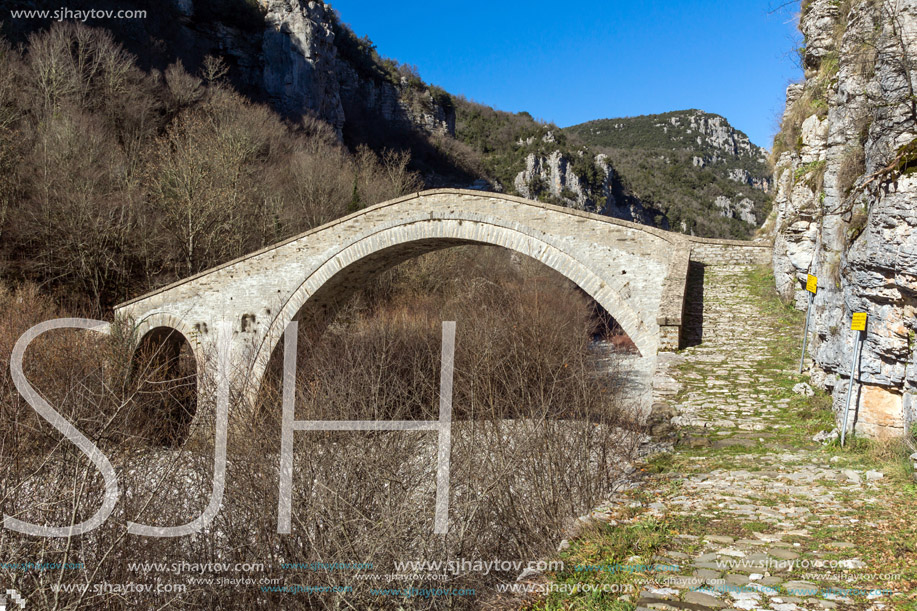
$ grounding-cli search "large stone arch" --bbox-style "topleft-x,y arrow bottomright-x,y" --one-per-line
115,189 -> 690,426
247,216 -> 655,391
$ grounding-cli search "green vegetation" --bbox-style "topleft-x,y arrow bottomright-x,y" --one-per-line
893,138 -> 917,175
452,98 -> 612,208
567,110 -> 772,238
531,517 -> 670,610
453,103 -> 773,238
453,99 -> 554,186
794,159 -> 828,194
771,51 -> 836,159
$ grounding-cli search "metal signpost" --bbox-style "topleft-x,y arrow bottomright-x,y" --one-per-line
799,274 -> 817,374
841,312 -> 868,447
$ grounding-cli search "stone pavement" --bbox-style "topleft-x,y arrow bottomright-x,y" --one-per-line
571,265 -> 916,611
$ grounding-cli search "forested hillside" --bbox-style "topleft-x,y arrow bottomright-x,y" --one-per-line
0,22 -> 422,310
0,2 -> 777,317
566,110 -> 774,237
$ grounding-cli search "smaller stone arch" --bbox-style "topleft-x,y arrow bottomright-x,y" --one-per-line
129,317 -> 201,446
130,312 -> 204,366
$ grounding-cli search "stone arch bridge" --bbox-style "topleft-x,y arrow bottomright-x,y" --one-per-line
114,189 -> 769,414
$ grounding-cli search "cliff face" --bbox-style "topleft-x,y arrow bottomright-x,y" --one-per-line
513,146 -> 602,211
260,0 -> 455,138
771,0 -> 917,438
260,0 -> 345,132
512,146 -> 661,224
119,0 -> 455,139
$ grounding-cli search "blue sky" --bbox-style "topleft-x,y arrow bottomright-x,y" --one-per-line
330,1 -> 803,149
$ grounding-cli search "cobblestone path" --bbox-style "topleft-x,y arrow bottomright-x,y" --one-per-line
532,265 -> 917,611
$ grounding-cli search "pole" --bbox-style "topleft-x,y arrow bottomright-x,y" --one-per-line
799,291 -> 813,374
841,329 -> 863,447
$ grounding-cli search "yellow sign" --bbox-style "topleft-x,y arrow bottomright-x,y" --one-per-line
806,274 -> 817,293
851,312 -> 868,331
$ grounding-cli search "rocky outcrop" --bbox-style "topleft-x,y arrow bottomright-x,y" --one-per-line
771,0 -> 917,438
261,0 -> 345,132
679,111 -> 763,159
595,155 -> 663,225
514,150 -> 586,209
714,195 -> 757,225
727,168 -> 772,192
336,62 -> 454,137
261,0 -> 454,138
513,142 -> 600,211
512,145 -> 659,224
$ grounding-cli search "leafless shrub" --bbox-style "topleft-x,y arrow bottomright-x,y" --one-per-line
242,248 -> 643,605
1,247 -> 644,609
352,145 -> 424,210
23,22 -> 135,116
201,55 -> 229,86
164,61 -> 204,110
0,23 -> 425,309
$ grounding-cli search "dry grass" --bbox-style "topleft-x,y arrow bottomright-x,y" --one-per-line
838,144 -> 867,196
772,83 -> 829,160
0,249 -> 645,609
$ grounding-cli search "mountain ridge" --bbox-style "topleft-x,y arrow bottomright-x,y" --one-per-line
564,109 -> 773,236
1,0 -> 774,239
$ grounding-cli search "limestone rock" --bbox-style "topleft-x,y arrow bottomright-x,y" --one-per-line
713,196 -> 757,225
647,403 -> 678,438
209,0 -> 455,139
728,168 -> 772,192
514,151 -> 593,210
513,150 -> 659,224
772,0 -> 917,437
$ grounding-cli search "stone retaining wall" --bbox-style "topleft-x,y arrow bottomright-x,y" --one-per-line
687,238 -> 773,266
654,238 -> 772,351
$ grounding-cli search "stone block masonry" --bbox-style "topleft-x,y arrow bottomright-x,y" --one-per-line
116,189 -> 726,429
114,189 -> 776,432
687,238 -> 773,266
656,237 -> 773,352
